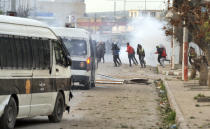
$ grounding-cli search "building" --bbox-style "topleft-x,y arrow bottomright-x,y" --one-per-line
128,10 -> 163,19
76,9 -> 164,42
0,0 -> 34,16
33,0 -> 85,26
77,10 -> 163,36
0,0 -> 12,13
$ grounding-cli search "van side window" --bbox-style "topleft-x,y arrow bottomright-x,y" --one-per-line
31,38 -> 50,69
0,35 -> 50,69
54,42 -> 67,66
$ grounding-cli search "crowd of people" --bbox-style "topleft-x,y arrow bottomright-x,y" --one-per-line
95,40 -> 209,77
96,41 -> 170,68
114,42 -> 147,67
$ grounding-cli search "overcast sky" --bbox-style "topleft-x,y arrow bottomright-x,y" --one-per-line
85,0 -> 167,12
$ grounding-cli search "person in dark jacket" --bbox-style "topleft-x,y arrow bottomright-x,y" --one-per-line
137,44 -> 146,68
155,46 -> 162,65
188,47 -> 197,65
160,47 -> 167,67
101,42 -> 106,63
115,44 -> 122,65
112,43 -> 121,67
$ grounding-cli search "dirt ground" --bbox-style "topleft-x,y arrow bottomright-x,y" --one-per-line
16,63 -> 161,129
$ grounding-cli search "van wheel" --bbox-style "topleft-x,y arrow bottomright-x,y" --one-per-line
91,75 -> 95,88
48,92 -> 64,123
0,97 -> 17,129
91,80 -> 95,87
85,81 -> 91,90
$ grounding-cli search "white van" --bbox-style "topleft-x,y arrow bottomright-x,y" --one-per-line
0,16 -> 72,129
52,27 -> 96,89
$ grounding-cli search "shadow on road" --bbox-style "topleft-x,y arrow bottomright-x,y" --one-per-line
71,85 -> 89,90
15,118 -> 49,128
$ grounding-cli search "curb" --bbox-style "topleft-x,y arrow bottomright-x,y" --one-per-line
162,78 -> 189,129
96,80 -> 124,84
158,66 -> 182,76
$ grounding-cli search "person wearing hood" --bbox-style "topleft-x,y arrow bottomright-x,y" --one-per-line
101,42 -> 106,63
112,43 -> 121,67
115,43 -> 122,66
137,44 -> 146,68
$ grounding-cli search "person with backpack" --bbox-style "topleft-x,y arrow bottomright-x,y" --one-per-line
159,47 -> 167,67
137,44 -> 146,68
155,45 -> 162,65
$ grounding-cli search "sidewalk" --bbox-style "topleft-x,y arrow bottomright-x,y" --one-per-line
158,65 -> 210,129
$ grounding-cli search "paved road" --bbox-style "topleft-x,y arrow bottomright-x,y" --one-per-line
15,63 -> 161,129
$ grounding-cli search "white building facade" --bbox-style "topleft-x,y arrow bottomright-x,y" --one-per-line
33,0 -> 86,26
0,0 -> 86,27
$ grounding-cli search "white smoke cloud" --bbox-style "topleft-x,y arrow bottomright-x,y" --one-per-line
119,16 -> 172,66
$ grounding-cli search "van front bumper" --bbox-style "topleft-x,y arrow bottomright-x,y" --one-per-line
71,75 -> 89,85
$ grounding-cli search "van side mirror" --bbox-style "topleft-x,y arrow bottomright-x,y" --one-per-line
67,56 -> 72,66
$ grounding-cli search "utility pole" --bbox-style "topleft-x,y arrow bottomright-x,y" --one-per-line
114,0 -> 116,17
0,0 -> 1,11
182,21 -> 189,81
123,0 -> 126,17
94,13 -> 97,34
145,0 -> 146,11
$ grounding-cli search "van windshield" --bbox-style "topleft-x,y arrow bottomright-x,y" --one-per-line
62,37 -> 87,56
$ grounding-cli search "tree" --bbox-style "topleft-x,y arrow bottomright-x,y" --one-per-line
165,0 -> 210,62
165,0 -> 210,85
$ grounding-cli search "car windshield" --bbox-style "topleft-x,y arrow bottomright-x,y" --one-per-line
62,37 -> 87,56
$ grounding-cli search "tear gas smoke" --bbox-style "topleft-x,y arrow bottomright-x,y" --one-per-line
119,16 -> 172,66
